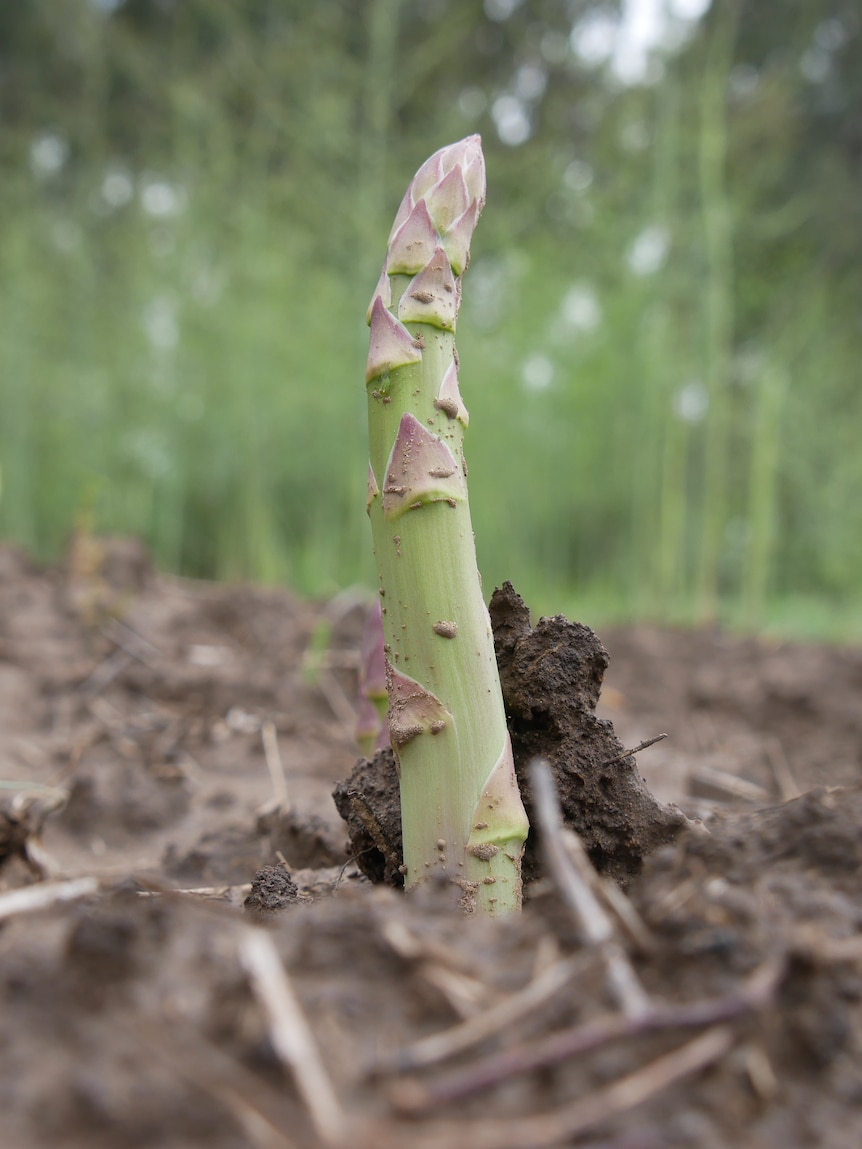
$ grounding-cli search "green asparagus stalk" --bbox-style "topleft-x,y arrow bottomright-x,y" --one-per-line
364,137 -> 529,914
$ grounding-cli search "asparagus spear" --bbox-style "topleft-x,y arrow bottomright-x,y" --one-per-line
364,137 -> 529,914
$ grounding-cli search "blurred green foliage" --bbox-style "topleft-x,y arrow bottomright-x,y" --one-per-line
1,0 -> 860,637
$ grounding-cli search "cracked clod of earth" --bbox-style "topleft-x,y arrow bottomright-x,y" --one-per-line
334,581 -> 687,890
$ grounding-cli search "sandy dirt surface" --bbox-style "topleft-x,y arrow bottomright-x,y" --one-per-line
1,538 -> 861,1149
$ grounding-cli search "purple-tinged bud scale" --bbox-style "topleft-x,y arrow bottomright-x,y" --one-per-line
440,199 -> 481,276
386,200 -> 441,277
423,166 -> 471,233
366,297 -> 424,383
386,663 -> 451,747
382,413 -> 465,519
397,248 -> 459,331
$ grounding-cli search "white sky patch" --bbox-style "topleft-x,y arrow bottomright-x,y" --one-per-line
615,0 -> 664,85
492,94 -> 532,146
572,0 -> 713,87
800,48 -> 831,84
515,62 -> 548,101
670,0 -> 712,19
627,225 -> 670,275
522,354 -> 555,393
101,166 -> 134,209
674,380 -> 709,423
140,177 -> 187,218
560,284 -> 603,334
143,298 -> 179,351
570,10 -> 618,67
564,159 -> 594,192
30,133 -> 68,179
484,0 -> 522,21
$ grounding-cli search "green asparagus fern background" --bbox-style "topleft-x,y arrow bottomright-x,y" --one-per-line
1,1 -> 861,639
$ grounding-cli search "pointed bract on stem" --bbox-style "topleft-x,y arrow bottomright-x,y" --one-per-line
382,413 -> 466,519
366,297 -> 423,384
385,663 -> 452,747
397,248 -> 459,331
364,137 -> 528,914
387,200 -> 441,277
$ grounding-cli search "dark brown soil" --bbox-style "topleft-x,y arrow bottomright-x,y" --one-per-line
1,539 -> 861,1149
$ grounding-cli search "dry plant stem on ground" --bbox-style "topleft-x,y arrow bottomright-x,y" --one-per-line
376,951 -> 588,1073
396,956 -> 782,1111
529,758 -> 651,1019
0,875 -> 99,921
382,1028 -> 736,1149
239,927 -> 347,1148
364,136 -> 528,912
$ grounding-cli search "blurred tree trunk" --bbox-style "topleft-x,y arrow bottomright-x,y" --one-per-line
357,0 -> 401,284
694,0 -> 740,622
741,360 -> 785,626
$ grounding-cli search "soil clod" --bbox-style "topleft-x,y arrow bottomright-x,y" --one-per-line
333,748 -> 404,886
244,865 -> 302,915
489,581 -> 687,883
